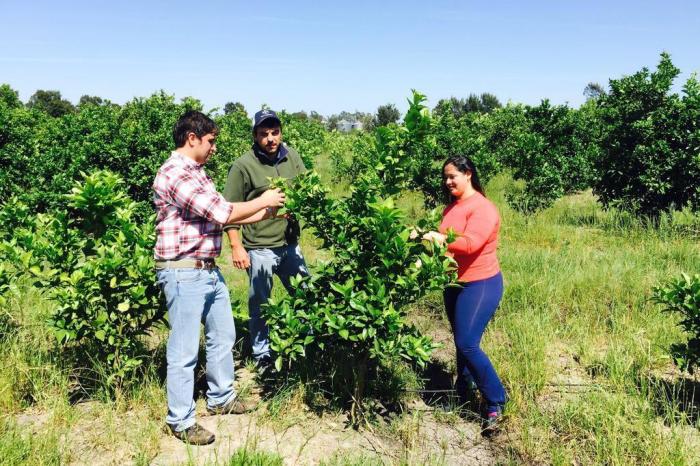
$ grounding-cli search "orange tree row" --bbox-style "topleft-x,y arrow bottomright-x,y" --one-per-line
0,88 -> 326,218
328,53 -> 700,216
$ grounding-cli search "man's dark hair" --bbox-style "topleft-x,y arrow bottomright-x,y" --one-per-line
173,110 -> 219,147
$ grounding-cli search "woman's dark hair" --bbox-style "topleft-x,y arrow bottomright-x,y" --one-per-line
173,110 -> 219,148
442,155 -> 485,203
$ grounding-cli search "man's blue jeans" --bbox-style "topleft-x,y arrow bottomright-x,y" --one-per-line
247,244 -> 309,361
157,267 -> 236,432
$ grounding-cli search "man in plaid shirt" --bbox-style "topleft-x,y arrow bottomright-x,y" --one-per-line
153,110 -> 285,445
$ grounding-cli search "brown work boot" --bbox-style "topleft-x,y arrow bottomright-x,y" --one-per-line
170,423 -> 215,445
207,396 -> 257,415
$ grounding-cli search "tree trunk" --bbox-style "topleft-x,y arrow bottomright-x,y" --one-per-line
350,352 -> 369,427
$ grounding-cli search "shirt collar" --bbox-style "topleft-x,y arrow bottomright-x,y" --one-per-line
171,151 -> 204,169
252,143 -> 288,165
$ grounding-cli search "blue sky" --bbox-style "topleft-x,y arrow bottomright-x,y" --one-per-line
1,0 -> 698,115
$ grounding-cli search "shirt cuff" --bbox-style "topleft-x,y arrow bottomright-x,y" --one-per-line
213,201 -> 234,225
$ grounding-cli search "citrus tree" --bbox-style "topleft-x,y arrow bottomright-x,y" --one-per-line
263,92 -> 457,423
594,52 -> 700,215
0,171 -> 165,387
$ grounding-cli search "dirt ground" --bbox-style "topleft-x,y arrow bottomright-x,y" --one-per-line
13,360 -> 507,465
151,408 -> 501,466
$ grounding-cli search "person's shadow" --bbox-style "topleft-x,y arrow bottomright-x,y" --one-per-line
420,358 -> 457,407
645,373 -> 700,426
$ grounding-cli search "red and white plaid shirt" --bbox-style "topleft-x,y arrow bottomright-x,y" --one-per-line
153,152 -> 233,260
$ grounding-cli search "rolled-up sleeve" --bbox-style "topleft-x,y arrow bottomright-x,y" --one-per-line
169,169 -> 233,225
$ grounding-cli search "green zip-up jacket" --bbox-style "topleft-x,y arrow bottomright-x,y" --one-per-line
223,143 -> 306,249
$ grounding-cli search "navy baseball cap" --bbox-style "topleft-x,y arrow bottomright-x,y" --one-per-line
253,109 -> 281,129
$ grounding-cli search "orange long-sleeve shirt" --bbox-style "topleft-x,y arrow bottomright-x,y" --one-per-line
439,192 -> 501,283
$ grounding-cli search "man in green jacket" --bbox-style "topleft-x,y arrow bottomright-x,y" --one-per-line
223,109 -> 309,373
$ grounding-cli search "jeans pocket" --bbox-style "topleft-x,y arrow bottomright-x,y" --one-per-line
249,248 -> 279,268
249,248 -> 275,258
175,268 -> 202,283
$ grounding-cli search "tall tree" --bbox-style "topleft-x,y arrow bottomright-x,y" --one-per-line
434,93 -> 501,118
223,101 -> 246,116
480,93 -> 502,113
0,84 -> 22,108
464,94 -> 482,113
433,97 -> 462,118
27,90 -> 75,117
308,110 -> 323,122
78,95 -> 105,107
374,103 -> 401,127
583,82 -> 606,101
464,93 -> 502,113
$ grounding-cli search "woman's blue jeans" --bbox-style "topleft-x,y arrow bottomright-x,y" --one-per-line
157,267 -> 237,432
444,272 -> 506,413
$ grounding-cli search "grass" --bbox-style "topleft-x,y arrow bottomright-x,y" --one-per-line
2,162 -> 700,463
0,418 -> 64,466
203,446 -> 284,466
479,174 -> 700,464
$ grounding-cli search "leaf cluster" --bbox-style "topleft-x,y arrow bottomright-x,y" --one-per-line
653,273 -> 700,373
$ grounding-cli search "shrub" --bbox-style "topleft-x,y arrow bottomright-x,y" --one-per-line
0,171 -> 165,386
211,108 -> 252,189
492,101 -> 600,213
653,273 -> 700,373
337,91 -> 445,207
594,52 -> 700,215
0,99 -> 55,208
0,89 -> 254,218
265,172 -> 454,423
263,92 -> 457,423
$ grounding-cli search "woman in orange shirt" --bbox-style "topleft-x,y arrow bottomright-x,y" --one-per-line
423,155 -> 506,433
